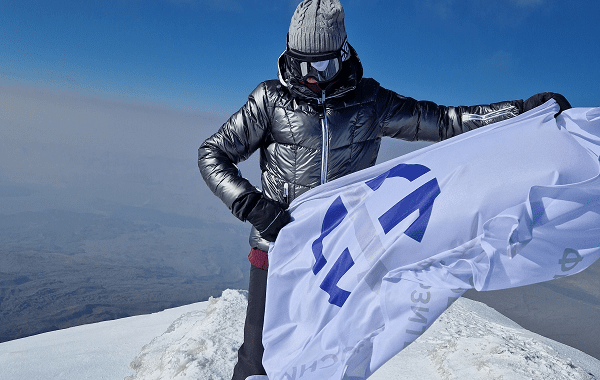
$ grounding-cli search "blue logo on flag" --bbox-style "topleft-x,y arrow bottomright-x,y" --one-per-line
311,163 -> 441,307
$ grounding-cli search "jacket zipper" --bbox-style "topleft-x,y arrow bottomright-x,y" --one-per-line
318,91 -> 329,185
283,182 -> 289,205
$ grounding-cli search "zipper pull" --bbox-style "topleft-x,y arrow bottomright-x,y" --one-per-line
283,183 -> 289,205
318,91 -> 327,119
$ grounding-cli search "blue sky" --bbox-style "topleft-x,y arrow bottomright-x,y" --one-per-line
1,0 -> 599,114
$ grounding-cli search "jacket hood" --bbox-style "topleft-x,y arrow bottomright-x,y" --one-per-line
277,44 -> 363,100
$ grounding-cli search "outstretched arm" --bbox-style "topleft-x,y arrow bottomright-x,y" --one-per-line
377,88 -> 570,142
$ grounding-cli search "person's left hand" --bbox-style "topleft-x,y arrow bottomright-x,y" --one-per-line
524,92 -> 572,117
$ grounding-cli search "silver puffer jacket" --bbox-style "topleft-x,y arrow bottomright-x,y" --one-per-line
198,48 -> 523,251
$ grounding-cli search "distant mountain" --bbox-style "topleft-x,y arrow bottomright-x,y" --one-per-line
0,84 -> 256,343
0,203 -> 251,343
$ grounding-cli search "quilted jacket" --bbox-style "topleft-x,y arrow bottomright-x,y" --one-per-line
198,47 -> 524,252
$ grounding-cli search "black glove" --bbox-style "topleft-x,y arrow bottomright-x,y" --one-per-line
523,92 -> 571,117
232,192 -> 291,242
246,196 -> 291,242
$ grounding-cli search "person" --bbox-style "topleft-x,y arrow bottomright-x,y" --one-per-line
197,1 -> 571,379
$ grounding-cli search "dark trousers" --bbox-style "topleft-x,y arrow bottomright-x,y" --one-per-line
232,264 -> 268,380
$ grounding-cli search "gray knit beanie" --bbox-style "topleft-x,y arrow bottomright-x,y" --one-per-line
288,0 -> 347,54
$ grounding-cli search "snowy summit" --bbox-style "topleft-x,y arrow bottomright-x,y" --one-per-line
1,289 -> 599,380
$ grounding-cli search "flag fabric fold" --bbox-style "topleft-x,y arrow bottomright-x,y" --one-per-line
262,101 -> 600,380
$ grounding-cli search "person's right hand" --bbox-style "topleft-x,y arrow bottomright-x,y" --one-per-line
246,196 -> 291,242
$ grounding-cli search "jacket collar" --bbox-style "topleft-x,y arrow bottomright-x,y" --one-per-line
278,44 -> 363,101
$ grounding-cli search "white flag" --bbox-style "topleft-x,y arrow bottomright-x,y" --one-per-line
262,101 -> 600,380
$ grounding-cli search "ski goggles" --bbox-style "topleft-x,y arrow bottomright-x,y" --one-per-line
284,39 -> 350,83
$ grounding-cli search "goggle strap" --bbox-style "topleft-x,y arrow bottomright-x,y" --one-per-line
340,40 -> 350,62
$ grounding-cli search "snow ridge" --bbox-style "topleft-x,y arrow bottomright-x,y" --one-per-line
424,300 -> 597,380
126,289 -> 247,380
124,290 -> 600,380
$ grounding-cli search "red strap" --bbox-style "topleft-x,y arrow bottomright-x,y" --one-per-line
248,248 -> 269,271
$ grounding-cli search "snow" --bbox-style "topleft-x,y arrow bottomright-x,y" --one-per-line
377,299 -> 600,380
1,290 -> 599,380
127,289 -> 247,380
0,300 -> 208,380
